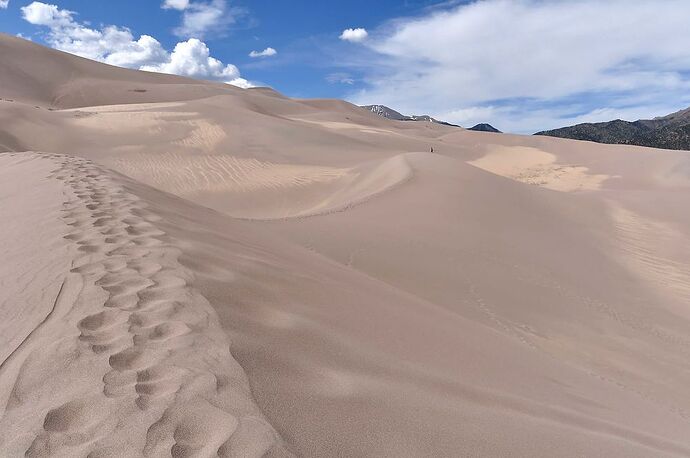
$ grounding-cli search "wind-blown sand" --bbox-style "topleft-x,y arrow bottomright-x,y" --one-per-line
2,33 -> 690,457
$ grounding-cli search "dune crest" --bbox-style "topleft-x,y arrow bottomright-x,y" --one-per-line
111,152 -> 412,220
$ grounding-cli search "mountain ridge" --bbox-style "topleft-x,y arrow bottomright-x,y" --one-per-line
469,123 -> 502,133
361,104 -> 461,127
535,107 -> 690,151
361,104 -> 501,132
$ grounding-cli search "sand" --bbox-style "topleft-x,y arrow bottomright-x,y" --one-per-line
2,33 -> 690,457
0,153 -> 289,457
468,145 -> 609,191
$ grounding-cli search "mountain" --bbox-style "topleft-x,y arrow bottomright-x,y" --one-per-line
362,104 -> 461,127
362,104 -> 502,131
362,104 -> 410,121
535,107 -> 690,150
469,123 -> 501,133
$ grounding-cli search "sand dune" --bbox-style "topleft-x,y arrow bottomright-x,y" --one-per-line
611,205 -> 690,313
469,145 -> 609,191
0,34 -> 234,109
0,153 -> 290,457
111,151 -> 411,219
2,33 -> 690,457
3,150 -> 690,457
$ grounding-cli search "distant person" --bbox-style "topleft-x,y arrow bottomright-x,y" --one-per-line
430,147 -> 434,153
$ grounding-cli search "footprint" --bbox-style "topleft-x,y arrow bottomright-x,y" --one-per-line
144,400 -> 239,458
109,347 -> 157,372
217,416 -> 279,458
26,398 -> 112,457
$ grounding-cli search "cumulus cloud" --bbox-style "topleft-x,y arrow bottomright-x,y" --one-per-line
0,1 -> 9,9
348,0 -> 690,132
225,77 -> 254,89
142,38 -> 240,80
21,2 -> 167,67
339,28 -> 368,43
21,1 -> 72,26
162,0 -> 189,10
21,1 -> 251,87
249,47 -> 277,58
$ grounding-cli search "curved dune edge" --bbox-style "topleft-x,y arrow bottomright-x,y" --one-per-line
109,152 -> 413,221
254,153 -> 414,221
469,145 -> 610,192
0,152 -> 291,457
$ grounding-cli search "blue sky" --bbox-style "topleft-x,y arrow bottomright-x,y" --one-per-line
0,0 -> 447,96
2,0 -> 690,133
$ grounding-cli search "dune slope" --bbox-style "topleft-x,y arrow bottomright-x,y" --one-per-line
2,34 -> 690,457
4,152 -> 690,457
0,153 -> 290,457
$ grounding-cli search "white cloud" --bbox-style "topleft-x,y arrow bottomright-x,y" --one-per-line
348,0 -> 690,132
0,0 -> 9,9
249,47 -> 277,58
439,106 -> 497,126
21,1 -> 72,26
21,1 -> 251,86
162,0 -> 189,10
22,2 -> 166,67
172,0 -> 233,38
339,28 -> 368,43
142,38 -> 240,81
101,31 -> 169,68
226,77 -> 255,89
326,72 -> 355,85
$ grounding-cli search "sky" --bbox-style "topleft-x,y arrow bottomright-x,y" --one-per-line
2,0 -> 690,133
